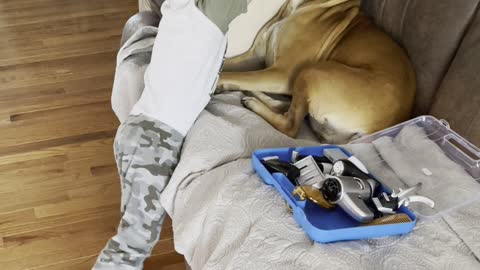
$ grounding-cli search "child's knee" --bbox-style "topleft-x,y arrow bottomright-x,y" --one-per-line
196,0 -> 250,33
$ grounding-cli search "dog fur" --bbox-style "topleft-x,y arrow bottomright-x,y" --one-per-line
217,0 -> 415,143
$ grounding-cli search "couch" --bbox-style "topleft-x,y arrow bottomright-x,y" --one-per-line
128,0 -> 480,147
121,1 -> 480,269
362,0 -> 480,146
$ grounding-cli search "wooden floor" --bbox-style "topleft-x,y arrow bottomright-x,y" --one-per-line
0,0 -> 184,269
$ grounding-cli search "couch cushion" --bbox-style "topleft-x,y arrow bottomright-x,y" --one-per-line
139,0 -> 163,15
430,8 -> 480,147
361,0 -> 480,115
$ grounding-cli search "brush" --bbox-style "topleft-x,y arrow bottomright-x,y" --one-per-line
362,213 -> 412,226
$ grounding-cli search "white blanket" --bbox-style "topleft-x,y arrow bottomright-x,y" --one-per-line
158,92 -> 480,269
114,26 -> 480,270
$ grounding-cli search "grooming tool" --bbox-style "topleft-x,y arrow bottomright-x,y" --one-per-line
372,183 -> 435,215
324,148 -> 369,174
372,192 -> 398,214
285,200 -> 293,214
261,158 -> 300,185
321,176 -> 380,222
323,148 -> 349,163
346,156 -> 369,174
291,151 -> 332,173
306,156 -> 331,165
321,163 -> 333,174
293,156 -> 326,185
292,186 -> 335,209
332,159 -> 371,179
362,213 -> 412,226
399,195 -> 435,208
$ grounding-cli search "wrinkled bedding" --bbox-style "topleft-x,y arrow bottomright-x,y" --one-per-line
114,25 -> 480,270
159,92 -> 480,270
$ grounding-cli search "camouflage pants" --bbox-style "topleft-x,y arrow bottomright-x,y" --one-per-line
93,114 -> 183,270
94,1 -> 250,268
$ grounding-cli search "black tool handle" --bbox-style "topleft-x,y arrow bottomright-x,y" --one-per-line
261,159 -> 300,185
333,159 -> 370,180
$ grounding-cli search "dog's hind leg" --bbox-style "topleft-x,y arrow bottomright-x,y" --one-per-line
247,92 -> 291,113
217,67 -> 291,94
242,73 -> 309,137
223,50 -> 265,71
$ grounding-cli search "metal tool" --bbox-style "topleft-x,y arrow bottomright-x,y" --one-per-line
372,183 -> 435,214
291,151 -> 332,173
293,156 -> 326,186
292,186 -> 335,209
332,159 -> 371,179
321,176 -> 380,222
324,148 -> 369,174
323,148 -> 349,163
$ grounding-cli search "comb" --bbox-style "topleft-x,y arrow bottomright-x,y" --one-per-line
362,214 -> 412,226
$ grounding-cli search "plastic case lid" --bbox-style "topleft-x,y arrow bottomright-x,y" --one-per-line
350,116 -> 480,218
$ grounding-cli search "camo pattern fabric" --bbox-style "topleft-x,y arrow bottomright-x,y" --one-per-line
93,113 -> 184,270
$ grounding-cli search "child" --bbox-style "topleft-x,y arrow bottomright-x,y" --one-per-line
92,0 -> 249,269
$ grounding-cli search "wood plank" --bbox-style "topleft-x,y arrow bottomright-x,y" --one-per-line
0,0 -> 137,27
144,252 -> 186,270
158,262 -> 188,270
0,204 -> 120,238
0,144 -> 118,214
0,0 -> 184,268
0,16 -> 129,66
0,165 -> 120,215
0,75 -> 114,101
27,255 -> 98,270
28,250 -> 185,270
0,87 -> 112,119
0,154 -> 68,193
0,209 -> 37,234
0,136 -> 117,232
0,134 -> 115,168
0,101 -> 119,148
0,222 -> 176,270
0,130 -> 116,157
0,218 -> 118,270
0,51 -> 117,90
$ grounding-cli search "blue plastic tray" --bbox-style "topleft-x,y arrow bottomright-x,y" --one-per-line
252,145 -> 417,243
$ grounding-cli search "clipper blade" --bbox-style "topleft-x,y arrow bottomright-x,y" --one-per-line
292,186 -> 335,209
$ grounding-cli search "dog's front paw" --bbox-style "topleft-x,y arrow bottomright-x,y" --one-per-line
216,76 -> 242,93
215,82 -> 225,94
215,76 -> 230,93
216,82 -> 236,93
241,97 -> 260,110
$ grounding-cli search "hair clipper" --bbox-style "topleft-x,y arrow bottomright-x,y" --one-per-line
321,176 -> 379,222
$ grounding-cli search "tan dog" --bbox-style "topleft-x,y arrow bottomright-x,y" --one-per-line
217,0 -> 415,143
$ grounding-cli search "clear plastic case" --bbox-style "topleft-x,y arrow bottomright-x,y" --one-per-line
351,115 -> 480,217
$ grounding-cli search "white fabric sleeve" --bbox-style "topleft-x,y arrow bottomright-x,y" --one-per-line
130,0 -> 227,136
